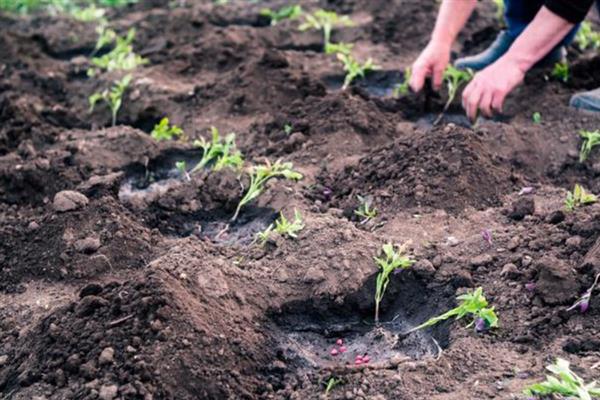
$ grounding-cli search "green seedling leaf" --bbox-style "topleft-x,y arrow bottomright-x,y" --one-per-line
532,112 -> 542,124
260,4 -> 302,25
373,243 -> 414,323
579,129 -> 600,163
576,21 -> 600,51
324,377 -> 342,396
284,124 -> 293,135
175,160 -> 190,181
191,127 -> 243,173
405,287 -> 498,333
88,28 -> 148,76
551,61 -> 570,83
337,53 -> 379,90
393,67 -> 412,98
299,9 -> 353,50
524,358 -> 600,399
232,159 -> 302,221
565,184 -> 597,212
324,41 -> 353,55
89,74 -> 132,127
151,117 -> 184,142
354,195 -> 377,224
256,209 -> 305,245
434,65 -> 473,125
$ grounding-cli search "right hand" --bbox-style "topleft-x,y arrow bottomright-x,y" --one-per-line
409,41 -> 451,93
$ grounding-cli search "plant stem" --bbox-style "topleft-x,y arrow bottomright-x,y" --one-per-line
374,301 -> 380,324
111,110 -> 117,127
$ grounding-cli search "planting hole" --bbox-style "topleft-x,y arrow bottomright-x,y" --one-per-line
323,70 -> 405,97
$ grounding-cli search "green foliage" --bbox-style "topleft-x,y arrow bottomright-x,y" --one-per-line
337,53 -> 379,90
191,127 -> 243,173
373,243 -> 414,322
176,160 -> 190,180
354,195 -> 377,223
88,28 -> 147,76
393,67 -> 412,98
443,65 -> 474,111
232,159 -> 302,221
532,112 -> 541,124
284,124 -> 293,135
524,358 -> 600,399
551,61 -> 570,83
406,287 -> 498,333
324,377 -> 342,396
565,184 -> 597,212
579,129 -> 600,163
324,41 -> 353,55
89,74 -> 131,127
70,4 -> 105,22
0,0 -> 135,14
151,118 -> 184,142
492,0 -> 504,23
575,21 -> 600,51
260,4 -> 302,25
299,9 -> 353,50
256,209 -> 304,245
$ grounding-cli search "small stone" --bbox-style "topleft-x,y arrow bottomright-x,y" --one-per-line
53,190 -> 89,212
535,256 -> 579,305
27,221 -> 40,231
98,347 -> 114,365
500,263 -> 521,280
74,236 -> 101,254
99,384 -> 118,400
521,256 -> 533,268
470,254 -> 493,268
412,259 -> 436,278
507,236 -> 520,251
446,236 -> 460,246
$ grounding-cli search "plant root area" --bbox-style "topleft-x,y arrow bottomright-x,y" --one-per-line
2,1 -> 600,399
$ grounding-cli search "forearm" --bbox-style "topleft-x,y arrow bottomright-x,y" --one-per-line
430,0 -> 478,48
501,6 -> 574,72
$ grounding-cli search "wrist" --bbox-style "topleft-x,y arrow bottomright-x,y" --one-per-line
498,52 -> 532,74
427,36 -> 452,53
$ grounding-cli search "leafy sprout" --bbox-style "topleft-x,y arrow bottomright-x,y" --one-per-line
337,53 -> 379,90
176,160 -> 190,181
551,61 -> 570,83
532,112 -> 542,124
284,124 -> 293,135
324,377 -> 342,396
524,358 -> 600,399
256,209 -> 305,245
260,4 -> 302,25
434,65 -> 473,124
299,9 -> 353,50
88,28 -> 148,76
354,195 -> 377,224
324,41 -> 353,55
190,127 -> 243,174
373,243 -> 414,323
579,129 -> 600,163
405,287 -> 498,334
89,74 -> 132,127
151,117 -> 184,142
565,184 -> 597,212
393,67 -> 412,98
232,159 -> 302,221
575,21 -> 600,51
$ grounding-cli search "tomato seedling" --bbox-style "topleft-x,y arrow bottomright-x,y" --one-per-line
524,358 -> 600,399
324,377 -> 342,396
393,67 -> 412,98
151,117 -> 184,142
260,4 -> 302,25
373,243 -> 414,323
575,21 -> 600,51
88,28 -> 147,76
255,209 -> 304,245
299,9 -> 353,50
565,184 -> 597,212
354,195 -> 377,224
337,53 -> 379,90
324,41 -> 353,55
190,127 -> 243,174
579,129 -> 600,163
551,61 -> 570,83
89,74 -> 132,127
532,112 -> 542,124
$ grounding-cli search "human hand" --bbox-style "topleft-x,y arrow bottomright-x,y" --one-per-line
409,41 -> 451,93
461,57 -> 526,120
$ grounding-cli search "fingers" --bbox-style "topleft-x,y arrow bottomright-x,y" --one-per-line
479,90 -> 494,118
491,89 -> 506,114
410,63 -> 429,93
432,63 -> 445,91
462,80 -> 482,122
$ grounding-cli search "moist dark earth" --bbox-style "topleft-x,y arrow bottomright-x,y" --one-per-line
2,1 -> 600,399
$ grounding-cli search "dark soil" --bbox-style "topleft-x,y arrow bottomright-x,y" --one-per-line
2,1 -> 600,400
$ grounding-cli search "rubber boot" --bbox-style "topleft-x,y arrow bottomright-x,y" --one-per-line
570,87 -> 600,112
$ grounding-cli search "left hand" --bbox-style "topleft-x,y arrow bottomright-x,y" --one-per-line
462,57 -> 526,121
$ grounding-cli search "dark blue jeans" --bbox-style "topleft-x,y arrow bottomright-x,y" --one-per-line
504,0 -> 599,45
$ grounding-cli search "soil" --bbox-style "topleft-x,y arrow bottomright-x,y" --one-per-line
2,1 -> 600,399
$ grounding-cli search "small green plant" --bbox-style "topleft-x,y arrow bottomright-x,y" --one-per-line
373,243 -> 415,323
405,287 -> 498,334
284,124 -> 293,135
89,74 -> 132,127
324,41 -> 353,55
532,112 -> 542,124
337,53 -> 379,90
232,159 -> 302,221
434,65 -> 473,124
393,67 -> 412,97
579,129 -> 600,163
255,224 -> 274,246
575,21 -> 600,51
70,4 -> 106,22
190,127 -> 243,173
551,61 -> 570,83
176,160 -> 190,181
151,117 -> 184,142
260,4 -> 302,25
88,28 -> 147,76
299,9 -> 353,50
565,184 -> 597,212
256,209 -> 305,245
354,195 -> 377,223
524,358 -> 600,399
324,377 -> 342,396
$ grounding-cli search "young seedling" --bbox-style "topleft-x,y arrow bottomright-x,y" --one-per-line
88,28 -> 148,76
190,127 -> 243,174
405,287 -> 498,334
354,195 -> 377,224
579,129 -> 600,163
567,273 -> 600,313
393,67 -> 412,98
284,124 -> 293,135
260,4 -> 302,25
373,243 -> 415,323
324,377 -> 342,396
575,21 -> 600,51
232,159 -> 302,221
255,224 -> 275,246
324,41 -> 353,55
71,4 -> 107,23
551,61 -> 570,83
565,184 -> 597,212
299,9 -> 353,50
89,74 -> 132,127
434,65 -> 474,125
176,160 -> 190,181
523,358 -> 600,399
337,53 -> 379,90
151,117 -> 184,142
532,112 -> 542,124
255,209 -> 305,245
